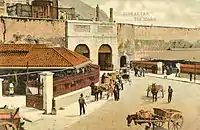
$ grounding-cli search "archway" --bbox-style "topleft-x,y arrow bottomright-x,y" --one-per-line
120,56 -> 127,67
74,44 -> 90,58
98,44 -> 112,71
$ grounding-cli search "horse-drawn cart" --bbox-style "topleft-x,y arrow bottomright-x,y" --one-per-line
126,108 -> 183,130
119,67 -> 130,81
0,106 -> 24,130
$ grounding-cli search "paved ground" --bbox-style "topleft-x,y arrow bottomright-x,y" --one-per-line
65,74 -> 200,130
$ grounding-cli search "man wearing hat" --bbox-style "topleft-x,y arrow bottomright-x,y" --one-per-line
78,93 -> 87,115
168,86 -> 173,103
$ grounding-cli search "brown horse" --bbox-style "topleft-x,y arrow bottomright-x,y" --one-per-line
126,114 -> 152,129
146,84 -> 164,98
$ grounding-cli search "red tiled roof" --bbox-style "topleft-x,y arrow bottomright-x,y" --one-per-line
0,44 -> 90,68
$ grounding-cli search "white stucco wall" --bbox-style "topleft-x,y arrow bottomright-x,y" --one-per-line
66,20 -> 119,70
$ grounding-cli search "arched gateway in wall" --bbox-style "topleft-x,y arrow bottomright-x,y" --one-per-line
98,44 -> 113,71
74,44 -> 90,58
120,56 -> 127,67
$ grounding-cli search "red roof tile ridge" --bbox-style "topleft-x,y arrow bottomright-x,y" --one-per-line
64,48 -> 84,59
52,48 -> 74,66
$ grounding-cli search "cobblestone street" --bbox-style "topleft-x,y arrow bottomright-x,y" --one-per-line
66,74 -> 200,130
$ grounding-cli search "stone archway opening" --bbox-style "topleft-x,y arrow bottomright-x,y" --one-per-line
120,56 -> 127,67
98,44 -> 113,71
74,44 -> 90,58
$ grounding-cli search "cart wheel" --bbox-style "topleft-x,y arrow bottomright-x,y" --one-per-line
0,121 -> 17,130
168,113 -> 184,130
154,121 -> 164,127
154,117 -> 164,127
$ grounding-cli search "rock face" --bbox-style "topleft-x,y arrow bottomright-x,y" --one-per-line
59,0 -> 109,21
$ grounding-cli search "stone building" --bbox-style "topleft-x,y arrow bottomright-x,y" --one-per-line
0,6 -> 118,71
6,0 -> 58,18
66,7 -> 118,71
66,20 -> 118,71
117,23 -> 200,66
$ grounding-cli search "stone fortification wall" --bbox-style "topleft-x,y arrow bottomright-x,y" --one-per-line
0,16 -> 66,47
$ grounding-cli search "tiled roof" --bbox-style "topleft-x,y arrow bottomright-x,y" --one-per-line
0,44 -> 90,68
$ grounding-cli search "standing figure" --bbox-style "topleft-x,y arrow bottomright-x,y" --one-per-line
98,86 -> 103,100
164,69 -> 167,79
78,93 -> 87,116
151,83 -> 158,102
107,79 -> 113,99
101,73 -> 106,84
139,67 -> 142,77
90,82 -> 98,101
113,85 -> 118,101
114,81 -> 120,101
168,86 -> 173,103
142,67 -> 145,77
9,82 -> 14,96
118,76 -> 123,90
189,72 -> 192,81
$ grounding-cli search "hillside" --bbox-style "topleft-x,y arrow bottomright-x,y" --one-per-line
59,0 -> 109,21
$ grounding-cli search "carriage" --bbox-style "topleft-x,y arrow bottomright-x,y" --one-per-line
0,106 -> 24,130
126,108 -> 184,130
119,67 -> 130,81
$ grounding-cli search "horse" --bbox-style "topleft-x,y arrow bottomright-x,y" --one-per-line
126,112 -> 153,129
146,84 -> 164,98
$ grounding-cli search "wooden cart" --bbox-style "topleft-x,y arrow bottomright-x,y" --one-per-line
153,108 -> 184,130
134,108 -> 184,130
0,107 -> 24,130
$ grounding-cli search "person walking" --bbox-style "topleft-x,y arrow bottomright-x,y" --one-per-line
113,85 -> 118,101
90,82 -> 98,101
114,81 -> 120,101
168,86 -> 173,103
78,93 -> 87,116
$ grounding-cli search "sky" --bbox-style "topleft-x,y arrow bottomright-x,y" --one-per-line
81,0 -> 200,27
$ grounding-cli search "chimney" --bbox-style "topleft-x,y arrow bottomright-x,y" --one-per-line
109,8 -> 113,22
95,4 -> 99,21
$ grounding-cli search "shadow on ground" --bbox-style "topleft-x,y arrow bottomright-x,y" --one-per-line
65,115 -> 80,117
149,127 -> 168,130
141,96 -> 153,103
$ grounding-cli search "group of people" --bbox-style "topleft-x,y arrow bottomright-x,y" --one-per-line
133,66 -> 146,77
78,73 -> 124,116
90,73 -> 124,101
